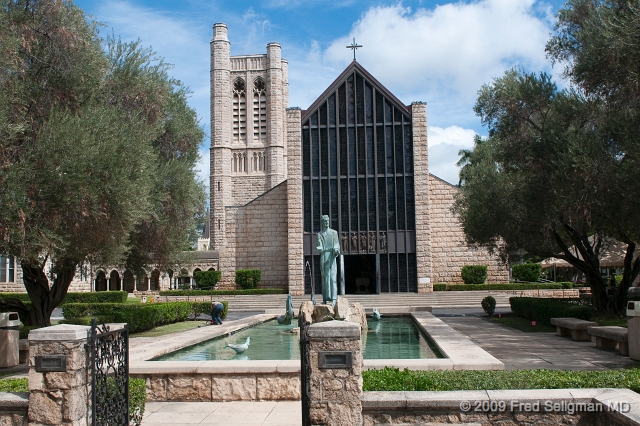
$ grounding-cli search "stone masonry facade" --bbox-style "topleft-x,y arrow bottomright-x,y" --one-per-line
218,182 -> 289,289
430,175 -> 509,283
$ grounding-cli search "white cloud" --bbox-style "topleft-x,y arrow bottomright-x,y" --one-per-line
427,125 -> 479,184
321,0 -> 553,127
428,125 -> 476,148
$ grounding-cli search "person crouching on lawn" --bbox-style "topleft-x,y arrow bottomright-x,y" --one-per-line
210,300 -> 224,325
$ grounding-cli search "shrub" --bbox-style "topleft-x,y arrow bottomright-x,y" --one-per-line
61,301 -> 209,333
0,377 -> 28,392
130,378 -> 147,426
235,269 -> 261,289
481,296 -> 496,317
159,288 -> 286,296
561,282 -> 573,289
432,283 -> 569,291
461,265 -> 487,284
509,297 -> 592,326
362,367 -> 640,393
512,263 -> 542,282
0,291 -> 128,304
193,270 -> 222,289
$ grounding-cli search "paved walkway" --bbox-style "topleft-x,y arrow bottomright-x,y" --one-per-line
437,310 -> 640,370
141,401 -> 300,426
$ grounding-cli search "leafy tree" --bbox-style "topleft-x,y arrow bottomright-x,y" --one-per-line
0,0 -> 204,325
547,0 -> 640,309
455,68 -> 636,311
455,0 -> 640,312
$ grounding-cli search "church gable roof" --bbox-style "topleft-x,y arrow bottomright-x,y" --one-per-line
302,61 -> 410,120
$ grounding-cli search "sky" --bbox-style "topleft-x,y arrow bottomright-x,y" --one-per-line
74,0 -> 567,187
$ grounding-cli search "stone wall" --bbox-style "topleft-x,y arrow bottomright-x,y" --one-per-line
0,392 -> 28,426
362,389 -> 639,426
286,108 -> 304,295
429,175 -> 509,284
135,372 -> 300,402
230,175 -> 272,206
219,181 -> 289,289
411,102 -> 433,293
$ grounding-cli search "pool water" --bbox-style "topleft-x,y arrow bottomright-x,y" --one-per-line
152,317 -> 444,361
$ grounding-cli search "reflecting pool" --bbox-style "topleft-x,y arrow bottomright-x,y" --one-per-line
152,317 -> 444,361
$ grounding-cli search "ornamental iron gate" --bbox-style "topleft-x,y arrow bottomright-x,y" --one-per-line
299,312 -> 311,426
90,319 -> 130,426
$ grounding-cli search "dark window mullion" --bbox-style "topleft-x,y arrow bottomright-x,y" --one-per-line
352,71 -> 360,250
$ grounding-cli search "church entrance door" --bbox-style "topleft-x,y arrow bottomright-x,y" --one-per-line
343,254 -> 378,295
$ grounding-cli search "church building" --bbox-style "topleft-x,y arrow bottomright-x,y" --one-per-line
0,23 -> 509,294
208,23 -> 508,295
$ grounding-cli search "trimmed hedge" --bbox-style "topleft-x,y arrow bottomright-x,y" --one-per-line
235,269 -> 261,289
433,283 -> 569,291
0,291 -> 128,304
481,296 -> 496,317
193,270 -> 222,289
362,367 -> 640,393
461,265 -> 487,284
512,263 -> 542,282
159,288 -> 286,296
509,297 -> 592,326
61,301 -> 227,333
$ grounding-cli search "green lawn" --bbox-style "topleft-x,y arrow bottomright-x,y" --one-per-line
0,378 -> 28,392
130,320 -> 206,337
489,313 -> 556,333
592,312 -> 627,328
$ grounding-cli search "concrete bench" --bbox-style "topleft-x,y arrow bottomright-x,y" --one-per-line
588,326 -> 628,356
18,339 -> 28,364
550,318 -> 597,341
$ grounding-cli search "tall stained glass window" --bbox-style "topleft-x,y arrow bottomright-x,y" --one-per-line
302,63 -> 417,293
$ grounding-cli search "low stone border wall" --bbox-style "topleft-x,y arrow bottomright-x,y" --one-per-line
362,388 -> 640,426
495,289 -> 580,298
0,392 -> 28,426
131,366 -> 300,401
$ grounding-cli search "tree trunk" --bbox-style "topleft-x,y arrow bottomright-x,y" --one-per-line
612,240 -> 640,313
21,260 -> 76,327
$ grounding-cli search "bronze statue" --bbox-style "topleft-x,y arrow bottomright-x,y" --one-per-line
317,215 -> 340,306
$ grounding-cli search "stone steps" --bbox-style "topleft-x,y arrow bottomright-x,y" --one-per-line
213,292 -> 516,312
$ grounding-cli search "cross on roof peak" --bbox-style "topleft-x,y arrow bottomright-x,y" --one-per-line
346,38 -> 362,61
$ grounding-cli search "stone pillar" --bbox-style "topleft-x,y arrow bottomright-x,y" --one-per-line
286,107 -> 304,296
629,316 -> 640,361
307,321 -> 363,426
411,101 -> 433,293
266,42 -> 285,188
28,324 -> 91,425
210,23 -> 232,249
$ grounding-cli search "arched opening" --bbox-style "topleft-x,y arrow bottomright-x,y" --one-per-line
95,270 -> 107,292
177,268 -> 191,289
109,270 -> 121,291
136,273 -> 148,292
207,267 -> 216,271
123,270 -> 135,293
150,270 -> 160,291
233,78 -> 246,143
192,268 -> 202,288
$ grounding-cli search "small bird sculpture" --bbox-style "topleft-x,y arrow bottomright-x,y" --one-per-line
224,336 -> 250,354
372,308 -> 382,321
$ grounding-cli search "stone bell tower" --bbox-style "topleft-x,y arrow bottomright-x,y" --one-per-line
209,23 -> 289,249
